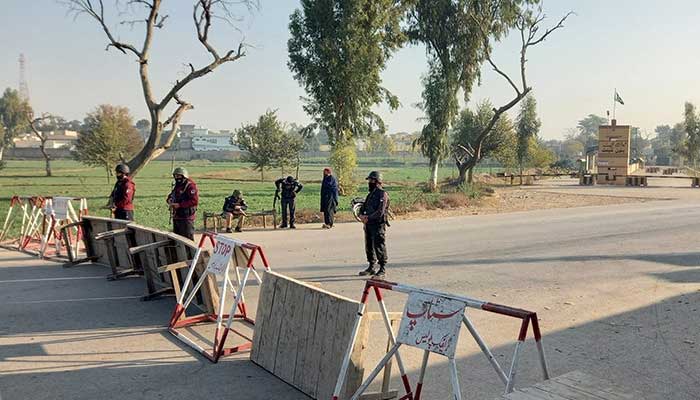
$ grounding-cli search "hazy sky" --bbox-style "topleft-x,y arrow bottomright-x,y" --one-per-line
1,0 -> 699,139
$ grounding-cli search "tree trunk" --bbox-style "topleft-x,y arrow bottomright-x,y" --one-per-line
467,166 -> 474,184
429,162 -> 439,191
0,145 -> 4,162
519,164 -> 523,185
260,169 -> 264,182
457,163 -> 468,185
40,142 -> 52,177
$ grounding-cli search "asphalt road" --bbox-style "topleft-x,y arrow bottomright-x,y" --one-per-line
1,179 -> 699,399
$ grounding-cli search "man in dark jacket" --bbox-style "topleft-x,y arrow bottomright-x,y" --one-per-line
222,189 -> 248,233
275,175 -> 303,229
320,167 -> 339,229
167,167 -> 199,240
358,171 -> 389,278
109,163 -> 135,221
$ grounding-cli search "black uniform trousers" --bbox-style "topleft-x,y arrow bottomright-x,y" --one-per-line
114,209 -> 134,221
364,223 -> 387,267
173,219 -> 195,240
281,198 -> 296,226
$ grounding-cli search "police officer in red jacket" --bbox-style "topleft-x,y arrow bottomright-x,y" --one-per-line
109,164 -> 136,221
167,167 -> 199,240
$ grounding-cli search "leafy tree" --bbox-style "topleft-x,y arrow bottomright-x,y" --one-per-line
235,111 -> 304,180
288,0 -> 406,193
576,114 -> 607,149
0,88 -> 31,162
682,102 -> 700,168
449,3 -> 572,183
452,101 -> 515,182
64,0 -> 258,176
527,138 -> 556,169
74,105 -> 144,178
515,94 -> 541,183
366,132 -> 396,155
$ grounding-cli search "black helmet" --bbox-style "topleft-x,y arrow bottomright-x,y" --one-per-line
366,170 -> 383,183
232,189 -> 242,197
115,164 -> 130,174
286,175 -> 294,183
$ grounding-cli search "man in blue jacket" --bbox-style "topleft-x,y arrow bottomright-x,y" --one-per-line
320,167 -> 339,229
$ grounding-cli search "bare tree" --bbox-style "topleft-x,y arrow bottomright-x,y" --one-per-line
63,0 -> 257,175
27,113 -> 61,177
455,5 -> 573,183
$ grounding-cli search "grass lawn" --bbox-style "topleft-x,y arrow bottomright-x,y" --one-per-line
0,159 -> 498,232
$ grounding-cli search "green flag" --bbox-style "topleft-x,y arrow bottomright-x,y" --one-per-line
615,91 -> 624,105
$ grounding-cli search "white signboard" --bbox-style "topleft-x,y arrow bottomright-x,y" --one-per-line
205,235 -> 238,275
397,292 -> 466,358
52,197 -> 71,220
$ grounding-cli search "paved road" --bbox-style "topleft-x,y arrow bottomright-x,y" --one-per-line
1,179 -> 699,399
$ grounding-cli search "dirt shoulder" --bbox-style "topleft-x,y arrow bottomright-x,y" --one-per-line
394,184 -> 653,221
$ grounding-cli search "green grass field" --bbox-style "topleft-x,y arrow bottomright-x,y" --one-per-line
0,159 -> 499,231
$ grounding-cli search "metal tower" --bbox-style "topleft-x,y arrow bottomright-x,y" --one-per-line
19,53 -> 30,103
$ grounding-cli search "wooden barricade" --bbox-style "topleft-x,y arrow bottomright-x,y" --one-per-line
252,271 -> 375,400
127,224 -> 220,313
62,218 -> 219,315
64,216 -> 136,279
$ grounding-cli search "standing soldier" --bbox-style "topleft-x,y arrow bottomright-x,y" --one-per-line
222,189 -> 248,233
358,171 -> 389,278
320,167 -> 339,229
167,167 -> 199,240
275,175 -> 303,229
108,163 -> 136,221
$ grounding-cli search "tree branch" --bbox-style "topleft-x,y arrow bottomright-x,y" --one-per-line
65,0 -> 142,57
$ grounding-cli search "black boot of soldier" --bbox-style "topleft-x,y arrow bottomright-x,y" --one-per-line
359,264 -> 376,276
374,265 -> 386,278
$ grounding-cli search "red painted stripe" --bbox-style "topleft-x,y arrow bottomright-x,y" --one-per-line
401,374 -> 412,394
373,285 -> 384,301
517,318 -> 530,342
481,302 -> 533,320
369,279 -> 395,290
415,383 -> 423,400
530,314 -> 543,341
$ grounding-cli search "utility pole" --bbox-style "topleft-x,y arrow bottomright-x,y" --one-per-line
19,53 -> 30,103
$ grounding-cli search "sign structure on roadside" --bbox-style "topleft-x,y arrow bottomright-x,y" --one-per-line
397,292 -> 466,358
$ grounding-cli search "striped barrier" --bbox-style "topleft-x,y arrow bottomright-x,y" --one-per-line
332,279 -> 550,400
168,232 -> 271,363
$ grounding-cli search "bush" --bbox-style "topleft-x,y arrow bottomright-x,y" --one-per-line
457,182 -> 485,200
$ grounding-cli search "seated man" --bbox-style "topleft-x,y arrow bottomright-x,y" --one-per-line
222,189 -> 248,233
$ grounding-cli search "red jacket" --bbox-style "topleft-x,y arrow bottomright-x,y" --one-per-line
167,179 -> 199,221
112,176 -> 135,211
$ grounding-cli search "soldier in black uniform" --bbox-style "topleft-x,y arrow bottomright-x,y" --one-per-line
358,171 -> 389,277
275,175 -> 303,229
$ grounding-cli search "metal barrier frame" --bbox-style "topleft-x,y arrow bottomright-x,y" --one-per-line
332,279 -> 550,400
168,232 -> 271,363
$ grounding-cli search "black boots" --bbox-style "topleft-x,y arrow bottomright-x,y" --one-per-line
359,265 -> 386,277
359,265 -> 376,276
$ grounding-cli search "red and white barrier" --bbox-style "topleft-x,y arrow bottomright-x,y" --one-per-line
1,196 -> 87,260
332,279 -> 549,400
168,232 -> 271,363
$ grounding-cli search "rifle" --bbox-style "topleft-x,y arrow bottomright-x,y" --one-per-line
273,190 -> 281,214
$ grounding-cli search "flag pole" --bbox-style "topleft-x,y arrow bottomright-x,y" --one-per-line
613,88 -> 616,121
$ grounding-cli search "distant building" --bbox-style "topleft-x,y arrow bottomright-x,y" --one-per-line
179,124 -> 196,137
192,132 -> 239,152
13,130 -> 78,150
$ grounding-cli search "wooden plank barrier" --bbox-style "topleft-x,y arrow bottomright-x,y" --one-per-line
62,217 -> 219,316
251,271 -> 371,400
127,223 -> 219,313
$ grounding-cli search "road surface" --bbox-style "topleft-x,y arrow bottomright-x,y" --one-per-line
1,179 -> 698,399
